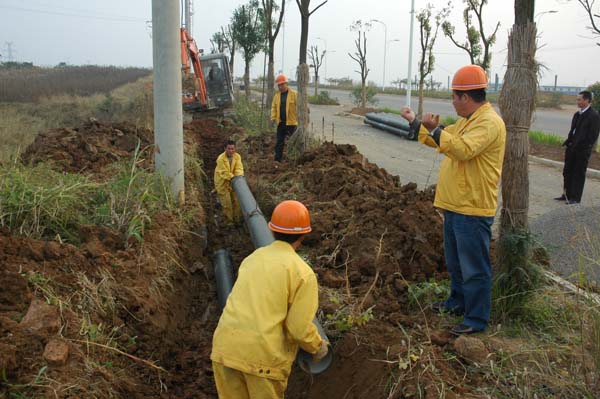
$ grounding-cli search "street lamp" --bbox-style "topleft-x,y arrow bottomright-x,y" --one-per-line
370,19 -> 388,91
406,0 -> 416,107
316,36 -> 328,83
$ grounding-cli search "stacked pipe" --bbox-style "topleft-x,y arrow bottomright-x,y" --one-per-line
211,175 -> 333,374
364,112 -> 417,141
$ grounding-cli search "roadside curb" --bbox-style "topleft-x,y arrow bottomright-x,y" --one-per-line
529,155 -> 600,180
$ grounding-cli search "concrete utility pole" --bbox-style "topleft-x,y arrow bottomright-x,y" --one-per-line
152,0 -> 185,203
184,0 -> 193,33
406,0 -> 415,107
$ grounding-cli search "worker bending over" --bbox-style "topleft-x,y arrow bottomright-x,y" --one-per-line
211,200 -> 329,398
214,140 -> 244,225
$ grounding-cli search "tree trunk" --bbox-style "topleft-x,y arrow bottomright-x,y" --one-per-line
361,80 -> 366,109
266,44 -> 275,122
244,60 -> 251,98
417,77 -> 425,118
314,74 -> 318,97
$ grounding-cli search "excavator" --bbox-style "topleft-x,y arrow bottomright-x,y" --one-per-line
180,28 -> 234,116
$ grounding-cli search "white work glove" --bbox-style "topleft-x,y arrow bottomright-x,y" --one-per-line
312,340 -> 329,363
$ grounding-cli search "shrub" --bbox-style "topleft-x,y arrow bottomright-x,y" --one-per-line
233,96 -> 266,136
350,86 -> 379,106
308,91 -> 340,105
587,81 -> 600,113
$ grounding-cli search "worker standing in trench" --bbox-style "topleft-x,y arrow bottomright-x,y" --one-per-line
399,65 -> 506,335
271,74 -> 298,162
214,140 -> 244,226
211,200 -> 329,398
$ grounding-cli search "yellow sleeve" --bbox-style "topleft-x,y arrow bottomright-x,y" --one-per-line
271,93 -> 279,122
234,155 -> 244,177
438,121 -> 499,161
215,157 -> 233,181
285,271 -> 322,354
418,125 -> 437,148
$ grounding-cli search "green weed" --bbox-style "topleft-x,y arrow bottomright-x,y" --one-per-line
407,279 -> 450,310
233,96 -> 267,136
529,130 -> 564,146
308,91 -> 340,105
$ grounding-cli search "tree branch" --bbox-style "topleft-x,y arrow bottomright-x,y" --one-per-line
309,0 -> 329,16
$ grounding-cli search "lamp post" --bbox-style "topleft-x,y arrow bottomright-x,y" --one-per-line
406,0 -> 415,107
316,36 -> 328,83
370,19 -> 388,91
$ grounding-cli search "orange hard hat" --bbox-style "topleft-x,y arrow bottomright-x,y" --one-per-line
268,200 -> 312,234
451,65 -> 488,91
275,74 -> 288,85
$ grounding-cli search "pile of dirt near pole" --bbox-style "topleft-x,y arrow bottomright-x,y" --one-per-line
20,119 -> 153,174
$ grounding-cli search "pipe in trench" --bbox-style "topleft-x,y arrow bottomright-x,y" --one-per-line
207,175 -> 333,374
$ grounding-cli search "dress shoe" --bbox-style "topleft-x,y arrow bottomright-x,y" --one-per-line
566,200 -> 580,205
553,195 -> 566,201
450,323 -> 483,336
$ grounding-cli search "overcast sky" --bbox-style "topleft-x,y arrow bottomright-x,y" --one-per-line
1,0 -> 598,87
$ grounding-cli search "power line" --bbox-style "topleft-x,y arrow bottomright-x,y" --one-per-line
0,5 -> 146,23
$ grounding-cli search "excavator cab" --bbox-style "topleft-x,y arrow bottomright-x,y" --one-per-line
200,53 -> 234,109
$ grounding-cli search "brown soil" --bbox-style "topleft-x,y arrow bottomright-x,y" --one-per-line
350,107 -> 377,116
530,141 -> 600,170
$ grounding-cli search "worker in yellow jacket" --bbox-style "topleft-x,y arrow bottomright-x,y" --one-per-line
271,74 -> 298,162
211,200 -> 329,398
214,140 -> 244,225
400,65 -> 506,335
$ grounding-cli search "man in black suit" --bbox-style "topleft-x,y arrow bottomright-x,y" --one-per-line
555,90 -> 600,204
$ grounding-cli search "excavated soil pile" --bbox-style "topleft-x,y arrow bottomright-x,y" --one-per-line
21,119 -> 153,173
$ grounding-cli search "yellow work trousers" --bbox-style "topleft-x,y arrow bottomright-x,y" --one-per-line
217,189 -> 241,224
212,361 -> 287,399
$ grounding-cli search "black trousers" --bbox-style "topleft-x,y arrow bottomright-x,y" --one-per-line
563,147 -> 592,202
275,124 -> 296,161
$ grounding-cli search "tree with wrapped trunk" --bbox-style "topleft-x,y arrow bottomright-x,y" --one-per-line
231,1 -> 265,98
348,20 -> 371,111
442,0 -> 500,73
261,0 -> 285,119
289,0 -> 328,154
308,45 -> 325,96
494,0 -> 540,319
416,4 -> 448,118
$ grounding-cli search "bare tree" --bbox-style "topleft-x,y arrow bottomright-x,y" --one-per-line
442,0 -> 500,73
221,25 -> 236,74
348,20 -> 371,110
573,0 -> 600,45
231,1 -> 265,97
308,45 -> 325,96
416,4 -> 448,117
290,0 -> 328,153
262,0 -> 285,115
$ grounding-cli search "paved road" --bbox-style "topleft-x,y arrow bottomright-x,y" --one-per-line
319,87 -> 575,138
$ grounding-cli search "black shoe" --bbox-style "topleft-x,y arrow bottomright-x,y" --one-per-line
554,195 -> 566,201
566,200 -> 580,205
450,323 -> 483,336
431,302 -> 463,316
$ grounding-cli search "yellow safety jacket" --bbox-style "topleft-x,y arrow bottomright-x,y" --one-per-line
419,102 -> 506,217
211,240 -> 322,381
214,152 -> 244,193
271,89 -> 298,126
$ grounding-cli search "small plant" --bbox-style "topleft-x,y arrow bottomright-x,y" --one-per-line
325,305 -> 374,333
529,130 -> 564,147
440,115 -> 458,126
308,91 -> 340,105
407,279 -> 450,310
233,96 -> 266,136
349,86 -> 379,107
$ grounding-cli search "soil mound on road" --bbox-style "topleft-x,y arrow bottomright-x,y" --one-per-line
21,119 -> 153,174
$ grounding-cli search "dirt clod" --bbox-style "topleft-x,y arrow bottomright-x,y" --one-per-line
43,338 -> 70,366
19,299 -> 61,335
453,335 -> 489,364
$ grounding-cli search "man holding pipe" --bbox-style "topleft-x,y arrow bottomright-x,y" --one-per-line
211,200 -> 329,398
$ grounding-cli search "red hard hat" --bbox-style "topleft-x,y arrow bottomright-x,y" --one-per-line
275,74 -> 289,85
451,65 -> 488,91
268,200 -> 311,234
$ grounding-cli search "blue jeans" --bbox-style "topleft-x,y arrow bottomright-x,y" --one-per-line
443,210 -> 494,331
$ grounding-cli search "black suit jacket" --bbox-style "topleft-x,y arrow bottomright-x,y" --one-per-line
563,106 -> 600,153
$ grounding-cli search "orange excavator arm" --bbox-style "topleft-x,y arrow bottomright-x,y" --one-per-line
180,28 -> 208,108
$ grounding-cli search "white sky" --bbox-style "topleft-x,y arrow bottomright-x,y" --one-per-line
0,0 -> 598,87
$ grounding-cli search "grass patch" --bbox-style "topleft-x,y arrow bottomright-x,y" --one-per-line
233,96 -> 267,136
308,91 -> 340,105
529,130 -> 564,146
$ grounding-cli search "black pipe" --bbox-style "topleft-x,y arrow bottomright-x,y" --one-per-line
364,118 -> 413,139
231,176 -> 275,248
213,249 -> 234,310
365,112 -> 411,131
